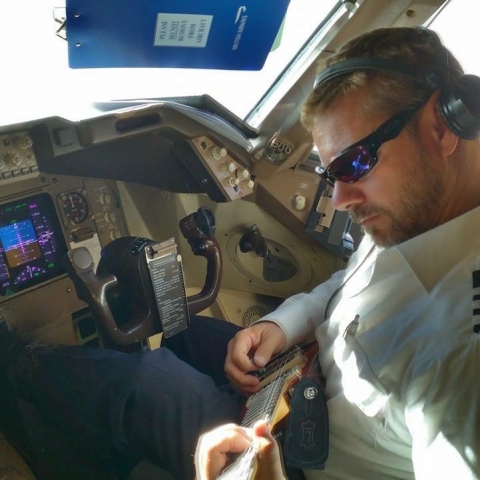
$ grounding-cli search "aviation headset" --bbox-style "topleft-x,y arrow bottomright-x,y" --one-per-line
313,27 -> 480,140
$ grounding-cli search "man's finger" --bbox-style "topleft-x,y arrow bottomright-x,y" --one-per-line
195,424 -> 253,480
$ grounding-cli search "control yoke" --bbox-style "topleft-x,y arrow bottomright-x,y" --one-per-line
64,207 -> 222,345
178,207 -> 222,314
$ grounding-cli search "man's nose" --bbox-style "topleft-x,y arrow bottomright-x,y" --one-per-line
331,181 -> 365,211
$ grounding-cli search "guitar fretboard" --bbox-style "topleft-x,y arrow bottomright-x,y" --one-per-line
216,347 -> 306,480
216,374 -> 288,480
242,373 -> 288,427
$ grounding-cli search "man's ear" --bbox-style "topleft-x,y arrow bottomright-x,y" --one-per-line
426,90 -> 459,156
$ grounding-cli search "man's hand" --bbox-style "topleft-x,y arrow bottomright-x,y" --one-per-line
194,421 -> 287,480
224,322 -> 287,395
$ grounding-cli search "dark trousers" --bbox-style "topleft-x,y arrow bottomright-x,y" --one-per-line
27,316 -> 243,480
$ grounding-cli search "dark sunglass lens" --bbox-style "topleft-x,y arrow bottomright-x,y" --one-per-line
329,146 -> 373,183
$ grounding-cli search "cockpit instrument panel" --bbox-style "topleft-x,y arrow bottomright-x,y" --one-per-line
0,193 -> 68,297
58,190 -> 90,226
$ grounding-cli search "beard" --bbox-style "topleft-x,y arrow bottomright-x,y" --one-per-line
349,148 -> 446,248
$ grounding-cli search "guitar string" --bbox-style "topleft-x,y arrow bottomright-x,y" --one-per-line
250,347 -> 295,425
235,348 -> 299,479
227,351 -> 298,480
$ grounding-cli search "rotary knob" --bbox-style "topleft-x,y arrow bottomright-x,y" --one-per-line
99,193 -> 112,205
236,168 -> 250,179
210,146 -> 227,160
14,135 -> 33,150
228,177 -> 240,187
5,153 -> 22,166
104,211 -> 117,223
293,194 -> 306,210
226,161 -> 237,173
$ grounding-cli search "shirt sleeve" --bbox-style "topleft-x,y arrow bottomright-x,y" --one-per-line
405,340 -> 480,480
255,268 -> 346,348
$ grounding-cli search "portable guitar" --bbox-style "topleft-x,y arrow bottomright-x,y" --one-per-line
217,342 -> 326,480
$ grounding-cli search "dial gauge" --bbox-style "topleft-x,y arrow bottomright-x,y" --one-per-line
59,191 -> 89,225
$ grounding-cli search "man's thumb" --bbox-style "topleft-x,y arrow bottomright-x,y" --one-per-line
253,344 -> 274,367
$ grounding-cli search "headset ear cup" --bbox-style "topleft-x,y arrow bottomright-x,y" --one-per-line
438,74 -> 480,140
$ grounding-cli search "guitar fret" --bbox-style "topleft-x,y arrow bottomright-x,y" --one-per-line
254,346 -> 301,381
242,375 -> 286,427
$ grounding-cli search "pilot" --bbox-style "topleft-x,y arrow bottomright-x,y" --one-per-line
1,25 -> 480,480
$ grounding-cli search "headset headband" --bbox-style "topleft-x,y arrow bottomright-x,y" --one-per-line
310,29 -> 480,139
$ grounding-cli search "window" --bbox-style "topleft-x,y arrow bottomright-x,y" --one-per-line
0,0 -> 337,126
428,0 -> 480,77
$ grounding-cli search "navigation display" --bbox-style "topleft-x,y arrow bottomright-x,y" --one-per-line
0,193 -> 68,296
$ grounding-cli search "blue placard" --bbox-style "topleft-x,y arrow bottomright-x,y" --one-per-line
66,0 -> 291,70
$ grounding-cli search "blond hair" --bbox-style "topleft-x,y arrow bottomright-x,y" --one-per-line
301,27 -> 464,131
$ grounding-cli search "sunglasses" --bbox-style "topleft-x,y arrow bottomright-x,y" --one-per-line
315,101 -> 426,186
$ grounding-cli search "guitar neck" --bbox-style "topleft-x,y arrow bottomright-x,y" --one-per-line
242,371 -> 292,427
216,374 -> 290,480
216,346 -> 309,480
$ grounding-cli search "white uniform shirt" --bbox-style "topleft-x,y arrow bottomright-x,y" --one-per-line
264,206 -> 480,479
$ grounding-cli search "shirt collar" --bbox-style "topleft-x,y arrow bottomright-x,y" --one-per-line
383,205 -> 480,291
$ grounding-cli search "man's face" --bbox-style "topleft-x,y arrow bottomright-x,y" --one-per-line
312,90 -> 447,248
